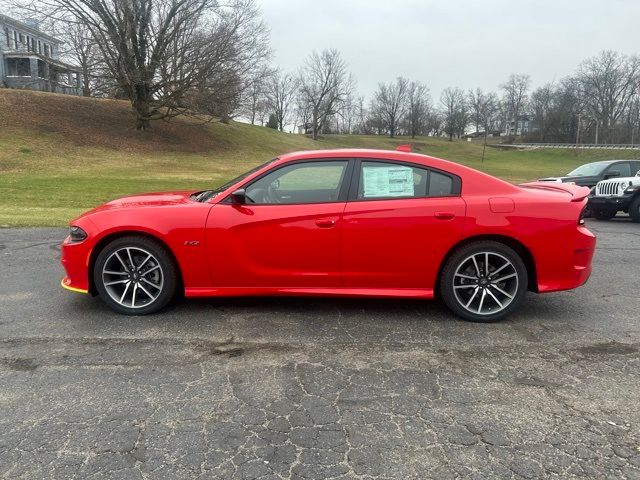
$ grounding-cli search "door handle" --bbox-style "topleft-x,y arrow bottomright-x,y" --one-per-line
434,212 -> 455,220
315,219 -> 337,228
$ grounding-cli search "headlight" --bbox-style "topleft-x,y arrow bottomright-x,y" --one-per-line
624,184 -> 639,194
69,226 -> 87,242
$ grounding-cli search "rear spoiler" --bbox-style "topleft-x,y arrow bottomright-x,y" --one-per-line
519,181 -> 591,202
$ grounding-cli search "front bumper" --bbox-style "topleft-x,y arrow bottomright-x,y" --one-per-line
588,194 -> 633,210
60,235 -> 92,293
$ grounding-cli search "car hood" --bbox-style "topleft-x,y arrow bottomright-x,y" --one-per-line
76,191 -> 198,218
538,175 -> 589,183
598,176 -> 640,185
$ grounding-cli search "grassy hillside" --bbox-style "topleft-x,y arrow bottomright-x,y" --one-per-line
1,89 -> 638,226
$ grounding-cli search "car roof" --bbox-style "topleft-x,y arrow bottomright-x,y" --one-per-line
273,148 -> 519,195
585,159 -> 637,165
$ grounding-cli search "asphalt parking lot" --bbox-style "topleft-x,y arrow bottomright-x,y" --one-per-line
1,219 -> 639,479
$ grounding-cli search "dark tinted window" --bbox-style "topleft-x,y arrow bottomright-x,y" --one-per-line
429,171 -> 454,196
608,163 -> 631,177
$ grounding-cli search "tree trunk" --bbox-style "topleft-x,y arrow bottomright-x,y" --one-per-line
82,67 -> 91,97
133,83 -> 152,131
312,109 -> 319,140
133,100 -> 150,130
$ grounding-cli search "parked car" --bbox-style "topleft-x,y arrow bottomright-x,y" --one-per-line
61,148 -> 595,322
589,170 -> 640,221
539,160 -> 640,188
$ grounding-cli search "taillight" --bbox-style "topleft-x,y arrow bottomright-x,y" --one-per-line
578,207 -> 587,226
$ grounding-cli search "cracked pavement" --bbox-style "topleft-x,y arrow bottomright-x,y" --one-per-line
1,219 -> 639,479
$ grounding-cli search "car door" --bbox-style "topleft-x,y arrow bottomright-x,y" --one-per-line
206,159 -> 352,288
342,159 -> 466,289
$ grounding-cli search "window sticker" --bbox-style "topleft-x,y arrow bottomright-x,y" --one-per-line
363,166 -> 414,197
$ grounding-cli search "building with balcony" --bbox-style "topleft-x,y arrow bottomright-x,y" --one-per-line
1,14 -> 81,95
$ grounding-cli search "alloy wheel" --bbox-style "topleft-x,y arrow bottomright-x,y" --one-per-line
452,251 -> 519,316
101,246 -> 164,309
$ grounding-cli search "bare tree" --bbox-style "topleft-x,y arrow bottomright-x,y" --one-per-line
403,81 -> 431,138
15,0 -> 270,129
241,67 -> 273,125
298,49 -> 352,140
501,74 -> 530,137
265,70 -> 298,132
354,95 -> 370,134
440,87 -> 467,140
528,84 -> 555,142
370,77 -> 408,138
425,110 -> 443,136
55,22 -> 100,96
576,50 -> 640,143
626,96 -> 640,145
336,91 -> 358,134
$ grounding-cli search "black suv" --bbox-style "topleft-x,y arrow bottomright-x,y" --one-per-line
539,160 -> 640,188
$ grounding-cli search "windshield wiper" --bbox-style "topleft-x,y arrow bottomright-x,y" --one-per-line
192,190 -> 216,202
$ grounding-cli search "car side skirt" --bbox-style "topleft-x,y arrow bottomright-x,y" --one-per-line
185,287 -> 435,299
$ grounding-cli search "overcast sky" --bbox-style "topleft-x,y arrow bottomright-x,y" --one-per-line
260,0 -> 640,102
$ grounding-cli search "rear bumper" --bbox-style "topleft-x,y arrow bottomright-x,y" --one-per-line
537,225 -> 596,293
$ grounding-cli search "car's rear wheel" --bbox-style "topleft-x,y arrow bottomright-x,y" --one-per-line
629,196 -> 640,223
93,236 -> 177,315
440,241 -> 528,322
592,208 -> 617,220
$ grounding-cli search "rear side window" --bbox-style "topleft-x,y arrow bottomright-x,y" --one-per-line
356,161 -> 458,200
429,171 -> 454,196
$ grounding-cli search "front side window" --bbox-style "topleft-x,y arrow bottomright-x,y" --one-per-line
245,161 -> 348,205
357,161 -> 455,200
608,163 -> 631,177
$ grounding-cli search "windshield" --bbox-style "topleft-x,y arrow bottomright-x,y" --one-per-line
567,163 -> 608,177
194,158 -> 277,202
213,158 -> 278,192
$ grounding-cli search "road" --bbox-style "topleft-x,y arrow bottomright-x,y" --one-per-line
1,220 -> 639,479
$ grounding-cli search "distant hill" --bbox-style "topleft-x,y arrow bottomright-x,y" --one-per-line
1,89 -> 638,226
0,89 -> 229,153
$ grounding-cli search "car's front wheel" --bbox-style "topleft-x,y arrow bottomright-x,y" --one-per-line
93,236 -> 177,315
440,241 -> 528,322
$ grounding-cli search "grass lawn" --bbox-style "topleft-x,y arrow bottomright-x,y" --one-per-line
1,90 -> 638,227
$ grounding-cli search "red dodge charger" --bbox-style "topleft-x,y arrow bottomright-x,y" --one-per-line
61,148 -> 595,322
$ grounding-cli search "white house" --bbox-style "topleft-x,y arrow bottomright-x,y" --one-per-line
1,14 -> 81,95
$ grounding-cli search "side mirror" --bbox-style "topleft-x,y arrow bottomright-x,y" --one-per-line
603,171 -> 620,180
230,189 -> 246,204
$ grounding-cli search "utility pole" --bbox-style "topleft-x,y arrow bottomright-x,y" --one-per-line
595,121 -> 599,145
576,113 -> 581,146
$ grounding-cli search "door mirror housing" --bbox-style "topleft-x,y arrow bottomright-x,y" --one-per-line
603,171 -> 620,180
230,189 -> 247,204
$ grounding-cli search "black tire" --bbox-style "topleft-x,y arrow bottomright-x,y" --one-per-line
592,208 -> 617,220
629,196 -> 640,223
93,236 -> 177,315
440,241 -> 528,323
